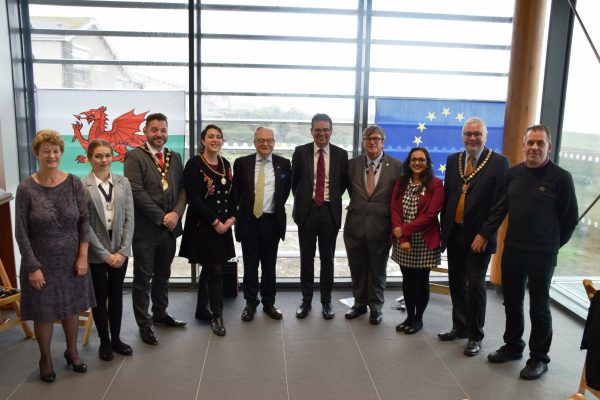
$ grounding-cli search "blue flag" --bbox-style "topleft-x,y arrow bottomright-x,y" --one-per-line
375,98 -> 505,178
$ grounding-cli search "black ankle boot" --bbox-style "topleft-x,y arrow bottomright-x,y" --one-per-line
211,315 -> 226,336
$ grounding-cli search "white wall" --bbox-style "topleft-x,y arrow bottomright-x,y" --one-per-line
1,0 -> 23,272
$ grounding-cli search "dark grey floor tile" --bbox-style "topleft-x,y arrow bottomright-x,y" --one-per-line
285,339 -> 379,400
357,338 -> 468,400
197,339 -> 287,400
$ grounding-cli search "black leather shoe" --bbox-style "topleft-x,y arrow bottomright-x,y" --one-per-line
345,306 -> 367,320
404,320 -> 423,335
99,342 -> 114,361
39,361 -> 56,383
487,345 -> 523,363
112,340 -> 133,356
64,351 -> 87,373
464,339 -> 481,356
211,316 -> 226,336
195,307 -> 213,321
520,358 -> 548,380
139,326 -> 159,345
153,313 -> 187,327
322,302 -> 335,320
296,300 -> 312,319
396,319 -> 412,332
369,310 -> 382,325
241,305 -> 256,321
437,328 -> 467,341
263,305 -> 283,320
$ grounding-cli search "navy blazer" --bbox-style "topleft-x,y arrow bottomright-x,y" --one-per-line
440,148 -> 509,253
291,142 -> 348,228
232,153 -> 291,242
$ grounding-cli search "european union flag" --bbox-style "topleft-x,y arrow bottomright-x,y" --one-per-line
375,98 -> 505,178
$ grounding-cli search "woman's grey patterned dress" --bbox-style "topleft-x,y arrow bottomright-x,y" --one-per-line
15,174 -> 96,321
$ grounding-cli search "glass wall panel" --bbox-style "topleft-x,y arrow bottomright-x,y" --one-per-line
556,0 -> 600,281
29,1 -> 191,278
24,0 -> 515,281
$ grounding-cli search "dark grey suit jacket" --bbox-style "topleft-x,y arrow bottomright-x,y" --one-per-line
440,147 -> 509,254
233,153 -> 291,242
343,153 -> 402,249
291,142 -> 348,229
82,172 -> 134,264
123,144 -> 187,244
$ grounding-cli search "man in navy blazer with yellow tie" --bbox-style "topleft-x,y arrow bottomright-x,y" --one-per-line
233,127 -> 291,322
438,116 -> 509,357
292,113 -> 348,319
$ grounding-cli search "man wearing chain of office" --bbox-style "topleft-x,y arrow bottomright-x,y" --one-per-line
438,116 -> 509,357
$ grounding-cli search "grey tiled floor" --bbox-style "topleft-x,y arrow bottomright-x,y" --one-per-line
0,288 -> 587,400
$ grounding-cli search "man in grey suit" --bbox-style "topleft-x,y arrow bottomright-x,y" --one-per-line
292,113 -> 348,319
124,113 -> 187,345
344,125 -> 402,324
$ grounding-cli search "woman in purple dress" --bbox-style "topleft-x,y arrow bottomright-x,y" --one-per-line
15,130 -> 96,383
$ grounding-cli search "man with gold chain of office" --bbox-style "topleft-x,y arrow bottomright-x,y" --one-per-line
438,117 -> 509,357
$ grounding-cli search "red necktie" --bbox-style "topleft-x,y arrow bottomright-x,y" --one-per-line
156,152 -> 164,169
314,149 -> 325,206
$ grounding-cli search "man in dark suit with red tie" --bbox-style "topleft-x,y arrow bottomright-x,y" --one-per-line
233,127 -> 291,321
292,113 -> 348,319
438,116 -> 509,356
124,113 -> 187,346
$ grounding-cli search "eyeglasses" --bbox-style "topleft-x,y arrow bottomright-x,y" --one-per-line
410,158 -> 427,164
363,137 -> 383,143
463,131 -> 483,138
255,139 -> 275,144
312,128 -> 331,134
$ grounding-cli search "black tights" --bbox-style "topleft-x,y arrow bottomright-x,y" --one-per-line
35,315 -> 81,374
197,264 -> 223,316
90,259 -> 128,345
400,267 -> 431,323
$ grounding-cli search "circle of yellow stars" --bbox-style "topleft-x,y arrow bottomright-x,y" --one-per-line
411,107 -> 465,174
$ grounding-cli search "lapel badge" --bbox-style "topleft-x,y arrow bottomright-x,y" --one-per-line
539,186 -> 545,192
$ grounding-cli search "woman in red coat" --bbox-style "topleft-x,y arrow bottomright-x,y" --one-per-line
390,147 -> 444,334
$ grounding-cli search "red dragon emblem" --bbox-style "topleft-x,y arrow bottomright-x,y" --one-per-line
71,106 -> 148,163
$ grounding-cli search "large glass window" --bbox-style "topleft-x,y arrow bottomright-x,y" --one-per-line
555,0 -> 600,312
25,0 -> 515,281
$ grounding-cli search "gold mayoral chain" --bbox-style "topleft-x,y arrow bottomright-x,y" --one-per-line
142,144 -> 172,192
200,153 -> 228,185
458,149 -> 493,194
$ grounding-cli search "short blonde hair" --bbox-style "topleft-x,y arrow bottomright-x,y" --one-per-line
32,129 -> 65,155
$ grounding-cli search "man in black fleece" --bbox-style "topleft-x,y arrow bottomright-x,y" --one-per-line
483,124 -> 579,380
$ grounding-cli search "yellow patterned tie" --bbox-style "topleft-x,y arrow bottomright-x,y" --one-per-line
253,158 -> 265,218
454,155 -> 474,223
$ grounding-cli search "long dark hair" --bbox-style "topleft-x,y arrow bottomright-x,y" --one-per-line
395,147 -> 434,199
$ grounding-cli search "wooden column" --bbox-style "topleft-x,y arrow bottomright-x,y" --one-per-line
490,0 -> 548,284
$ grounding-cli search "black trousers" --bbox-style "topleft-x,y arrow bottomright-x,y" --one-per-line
131,229 -> 175,328
298,202 -> 338,303
241,213 -> 279,308
90,258 -> 128,343
197,264 -> 223,316
446,223 -> 491,341
501,246 -> 556,363
400,266 -> 431,322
